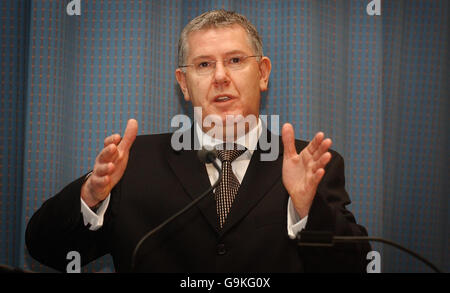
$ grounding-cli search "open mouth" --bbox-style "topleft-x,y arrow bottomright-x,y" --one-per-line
214,95 -> 234,103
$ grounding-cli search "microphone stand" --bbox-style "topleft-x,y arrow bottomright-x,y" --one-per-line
130,159 -> 222,272
297,230 -> 443,273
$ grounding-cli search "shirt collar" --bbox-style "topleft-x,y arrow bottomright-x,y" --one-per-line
194,117 -> 262,155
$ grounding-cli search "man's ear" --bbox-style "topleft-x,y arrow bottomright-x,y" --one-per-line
258,56 -> 272,92
175,68 -> 191,101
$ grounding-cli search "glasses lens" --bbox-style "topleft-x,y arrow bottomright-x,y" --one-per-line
192,56 -> 258,75
227,56 -> 245,70
196,61 -> 213,75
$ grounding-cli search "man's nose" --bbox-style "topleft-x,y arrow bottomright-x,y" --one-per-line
212,61 -> 230,87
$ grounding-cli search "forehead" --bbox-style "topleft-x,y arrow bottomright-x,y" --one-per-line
186,24 -> 253,59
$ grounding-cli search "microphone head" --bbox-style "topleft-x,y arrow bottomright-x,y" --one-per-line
197,147 -> 217,164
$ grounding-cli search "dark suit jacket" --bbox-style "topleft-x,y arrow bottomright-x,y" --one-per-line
26,130 -> 371,272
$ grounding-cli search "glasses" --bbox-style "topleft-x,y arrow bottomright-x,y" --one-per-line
179,55 -> 261,76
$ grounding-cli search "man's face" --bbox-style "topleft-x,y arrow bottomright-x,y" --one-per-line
176,24 -> 271,134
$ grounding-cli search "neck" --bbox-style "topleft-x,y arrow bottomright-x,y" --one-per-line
199,117 -> 259,142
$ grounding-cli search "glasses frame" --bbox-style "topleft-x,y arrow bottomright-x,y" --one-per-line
179,55 -> 262,75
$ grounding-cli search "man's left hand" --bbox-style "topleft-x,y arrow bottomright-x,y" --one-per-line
281,123 -> 332,219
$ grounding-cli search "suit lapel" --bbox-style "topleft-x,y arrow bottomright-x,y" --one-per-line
165,128 -> 220,234
219,132 -> 284,236
165,126 -> 285,237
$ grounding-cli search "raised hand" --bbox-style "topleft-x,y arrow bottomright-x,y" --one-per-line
81,119 -> 138,207
281,123 -> 332,219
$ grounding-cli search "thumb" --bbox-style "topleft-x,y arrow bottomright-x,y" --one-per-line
118,119 -> 138,152
281,123 -> 297,159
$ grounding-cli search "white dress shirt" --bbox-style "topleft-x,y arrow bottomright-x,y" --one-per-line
81,119 -> 307,238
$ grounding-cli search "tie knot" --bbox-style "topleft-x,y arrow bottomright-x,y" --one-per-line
216,143 -> 246,162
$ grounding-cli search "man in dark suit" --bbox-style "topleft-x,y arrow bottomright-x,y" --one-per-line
26,10 -> 370,273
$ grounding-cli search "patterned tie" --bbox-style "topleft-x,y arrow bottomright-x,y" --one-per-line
215,143 -> 246,228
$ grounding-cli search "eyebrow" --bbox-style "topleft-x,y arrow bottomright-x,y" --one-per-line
191,50 -> 249,62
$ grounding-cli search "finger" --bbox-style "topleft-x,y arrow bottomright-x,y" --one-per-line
281,123 -> 298,159
312,138 -> 332,161
307,132 -> 324,155
118,119 -> 138,152
312,152 -> 332,172
93,162 -> 115,177
313,168 -> 326,185
104,134 -> 121,148
89,174 -> 110,191
97,143 -> 118,163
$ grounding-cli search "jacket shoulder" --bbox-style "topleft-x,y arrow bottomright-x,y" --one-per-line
131,133 -> 172,150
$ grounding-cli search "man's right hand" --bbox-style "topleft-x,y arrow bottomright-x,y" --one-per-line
81,119 -> 138,208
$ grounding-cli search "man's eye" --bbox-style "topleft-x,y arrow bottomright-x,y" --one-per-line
229,57 -> 242,64
197,62 -> 211,68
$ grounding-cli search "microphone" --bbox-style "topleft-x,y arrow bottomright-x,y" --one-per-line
197,147 -> 217,164
297,230 -> 443,273
130,147 -> 222,272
